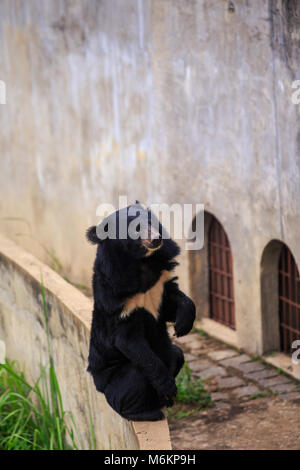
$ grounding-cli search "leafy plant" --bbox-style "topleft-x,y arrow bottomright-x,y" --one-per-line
249,392 -> 269,400
166,363 -> 211,421
194,328 -> 208,338
0,282 -> 80,450
175,362 -> 211,406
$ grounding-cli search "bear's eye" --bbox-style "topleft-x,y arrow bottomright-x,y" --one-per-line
136,223 -> 140,232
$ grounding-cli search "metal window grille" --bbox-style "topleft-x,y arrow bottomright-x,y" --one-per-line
278,246 -> 300,355
208,218 -> 236,330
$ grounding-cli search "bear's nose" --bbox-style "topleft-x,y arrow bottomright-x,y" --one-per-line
142,225 -> 162,249
150,228 -> 162,247
151,237 -> 162,248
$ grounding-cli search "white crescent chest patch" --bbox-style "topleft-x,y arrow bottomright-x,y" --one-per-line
120,270 -> 172,320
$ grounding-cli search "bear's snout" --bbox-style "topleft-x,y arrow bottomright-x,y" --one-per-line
142,228 -> 162,252
150,236 -> 162,249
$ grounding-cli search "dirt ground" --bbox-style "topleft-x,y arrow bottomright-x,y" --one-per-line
170,396 -> 300,450
168,330 -> 300,450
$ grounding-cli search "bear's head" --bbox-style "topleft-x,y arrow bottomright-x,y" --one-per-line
86,203 -> 179,261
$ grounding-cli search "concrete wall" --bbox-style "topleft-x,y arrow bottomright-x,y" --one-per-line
0,235 -> 171,450
0,1 -> 300,354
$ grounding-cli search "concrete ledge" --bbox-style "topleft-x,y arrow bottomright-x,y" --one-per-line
196,318 -> 238,349
263,352 -> 300,381
0,234 -> 171,450
133,420 -> 171,450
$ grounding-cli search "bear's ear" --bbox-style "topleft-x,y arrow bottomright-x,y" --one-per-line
86,226 -> 100,245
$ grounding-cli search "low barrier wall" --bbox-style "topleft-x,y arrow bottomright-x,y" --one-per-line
0,235 -> 171,450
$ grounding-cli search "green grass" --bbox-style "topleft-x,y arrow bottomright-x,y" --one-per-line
0,282 -> 80,450
264,351 -> 277,357
166,362 -> 212,421
249,392 -> 269,400
176,362 -> 211,404
194,328 -> 209,338
0,360 -> 78,450
251,354 -> 264,363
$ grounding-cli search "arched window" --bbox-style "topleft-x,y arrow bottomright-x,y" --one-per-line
261,240 -> 300,355
208,217 -> 235,329
278,245 -> 300,354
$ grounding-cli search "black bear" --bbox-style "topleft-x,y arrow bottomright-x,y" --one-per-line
86,204 -> 195,421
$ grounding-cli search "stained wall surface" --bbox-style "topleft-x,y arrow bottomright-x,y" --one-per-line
0,1 -> 300,353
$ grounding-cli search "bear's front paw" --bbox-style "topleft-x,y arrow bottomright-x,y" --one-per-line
174,298 -> 196,337
174,319 -> 193,338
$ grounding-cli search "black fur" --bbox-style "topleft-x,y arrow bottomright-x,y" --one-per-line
87,205 -> 196,421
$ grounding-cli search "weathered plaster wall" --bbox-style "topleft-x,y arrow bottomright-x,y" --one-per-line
0,235 -> 171,450
0,1 -> 299,354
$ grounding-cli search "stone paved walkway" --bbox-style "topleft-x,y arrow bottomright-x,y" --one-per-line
168,329 -> 300,450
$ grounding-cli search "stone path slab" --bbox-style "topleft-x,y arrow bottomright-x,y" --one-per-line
184,353 -> 197,363
238,361 -> 267,374
188,359 -> 213,372
175,333 -> 202,345
195,366 -> 226,379
207,349 -> 239,361
210,392 -> 229,402
270,383 -> 298,394
188,341 -> 204,350
279,392 -> 300,401
217,376 -> 245,389
259,375 -> 292,388
244,369 -> 278,381
234,385 -> 260,398
220,354 -> 252,368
